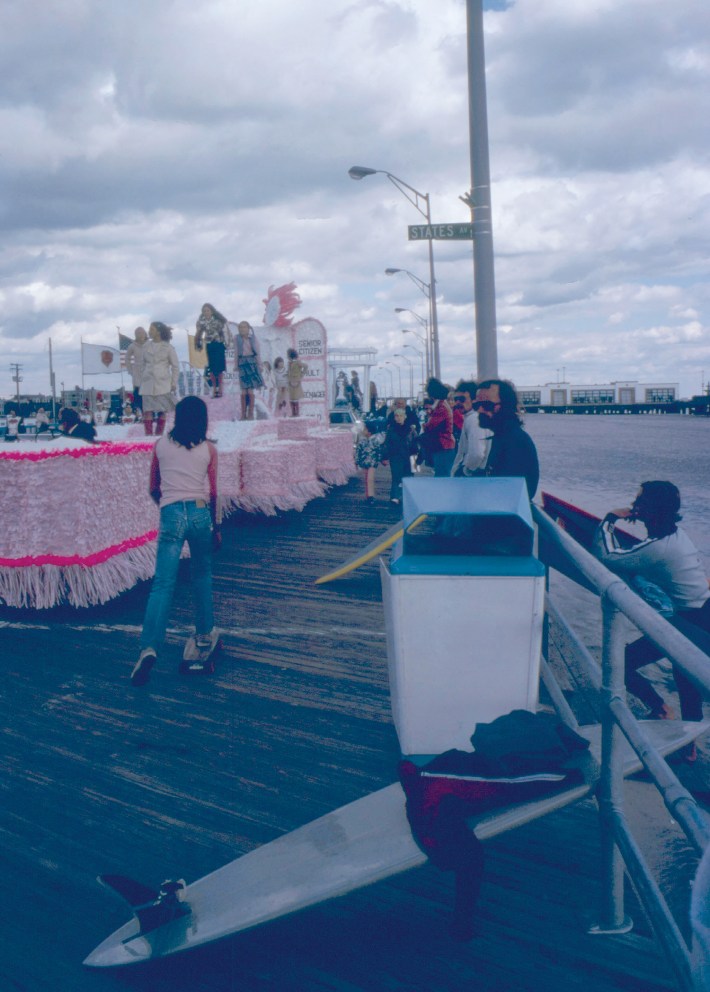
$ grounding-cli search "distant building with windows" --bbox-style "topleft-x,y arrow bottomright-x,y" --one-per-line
519,381 -> 679,411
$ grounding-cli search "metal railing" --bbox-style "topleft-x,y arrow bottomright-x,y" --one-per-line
533,505 -> 710,992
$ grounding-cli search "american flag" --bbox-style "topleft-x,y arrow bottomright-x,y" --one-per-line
118,332 -> 132,369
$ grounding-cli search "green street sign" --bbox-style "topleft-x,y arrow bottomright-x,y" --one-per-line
408,223 -> 474,241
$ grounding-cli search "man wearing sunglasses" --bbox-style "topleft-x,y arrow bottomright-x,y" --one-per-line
471,379 -> 539,499
451,380 -> 485,477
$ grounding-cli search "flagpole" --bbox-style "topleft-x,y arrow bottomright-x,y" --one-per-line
49,337 -> 57,420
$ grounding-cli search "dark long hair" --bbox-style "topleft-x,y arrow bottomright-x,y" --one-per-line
151,321 -> 173,342
169,396 -> 209,449
425,377 -> 449,401
201,303 -> 227,324
635,481 -> 681,536
477,378 -> 523,423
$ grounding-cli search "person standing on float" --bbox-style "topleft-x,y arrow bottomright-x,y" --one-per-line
235,321 -> 264,420
195,304 -> 231,399
287,348 -> 308,417
141,322 -> 180,436
125,326 -> 148,421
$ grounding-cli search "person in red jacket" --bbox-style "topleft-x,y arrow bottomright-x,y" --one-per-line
420,377 -> 456,477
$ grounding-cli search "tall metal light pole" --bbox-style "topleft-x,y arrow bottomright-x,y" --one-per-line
394,354 -> 414,401
349,166 -> 441,378
461,0 -> 498,379
394,302 -> 431,380
378,364 -> 394,399
402,343 -> 424,396
385,360 -> 402,397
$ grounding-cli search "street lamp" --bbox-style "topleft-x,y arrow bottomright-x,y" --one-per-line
385,360 -> 402,396
349,165 -> 441,378
394,306 -> 430,379
394,353 -> 414,401
394,305 -> 428,329
388,270 -> 435,379
402,344 -> 424,396
386,268 -> 430,297
378,364 -> 394,398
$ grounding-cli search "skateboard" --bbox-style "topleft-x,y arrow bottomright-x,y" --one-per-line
179,628 -> 222,675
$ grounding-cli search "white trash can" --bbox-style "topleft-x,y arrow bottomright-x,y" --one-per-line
380,477 -> 545,757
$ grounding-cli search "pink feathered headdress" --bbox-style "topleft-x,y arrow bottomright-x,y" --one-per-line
262,282 -> 302,327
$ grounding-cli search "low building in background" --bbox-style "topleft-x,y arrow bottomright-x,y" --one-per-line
519,381 -> 680,413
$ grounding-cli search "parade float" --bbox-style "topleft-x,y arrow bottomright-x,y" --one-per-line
0,286 -> 355,609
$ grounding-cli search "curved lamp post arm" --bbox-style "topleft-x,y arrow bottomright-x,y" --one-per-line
387,269 -> 430,299
385,360 -> 402,397
402,343 -> 425,391
394,353 -> 415,401
349,164 -> 441,378
349,167 -> 430,221
396,308 -> 430,380
395,306 -> 429,331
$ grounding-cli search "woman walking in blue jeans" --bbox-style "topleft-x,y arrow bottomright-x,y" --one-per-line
131,395 -> 221,686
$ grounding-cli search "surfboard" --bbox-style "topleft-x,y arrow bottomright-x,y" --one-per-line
84,715 -> 708,969
582,718 -> 710,776
316,492 -> 630,588
540,492 -> 639,551
316,491 -> 621,587
314,519 -> 405,585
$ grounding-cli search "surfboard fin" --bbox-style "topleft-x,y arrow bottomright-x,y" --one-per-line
99,874 -> 160,907
98,874 -> 190,937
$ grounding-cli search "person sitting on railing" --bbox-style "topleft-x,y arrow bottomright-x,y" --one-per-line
594,481 -> 710,744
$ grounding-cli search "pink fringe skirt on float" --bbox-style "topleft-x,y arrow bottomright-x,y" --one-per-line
0,421 -> 355,609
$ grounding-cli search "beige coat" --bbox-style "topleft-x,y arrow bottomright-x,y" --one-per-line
141,340 -> 179,398
125,341 -> 146,388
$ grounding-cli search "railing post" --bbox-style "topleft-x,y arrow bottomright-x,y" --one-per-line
590,592 -> 633,935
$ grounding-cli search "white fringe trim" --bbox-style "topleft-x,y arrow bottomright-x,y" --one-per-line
0,544 -> 157,610
317,466 -> 355,486
225,480 -> 326,516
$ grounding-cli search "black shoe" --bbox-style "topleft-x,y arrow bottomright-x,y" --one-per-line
367,496 -> 375,503
131,649 -> 156,686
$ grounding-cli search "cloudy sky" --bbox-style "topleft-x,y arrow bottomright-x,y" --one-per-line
2,0 -> 709,401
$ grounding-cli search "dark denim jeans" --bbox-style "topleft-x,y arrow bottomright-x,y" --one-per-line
140,501 -> 214,654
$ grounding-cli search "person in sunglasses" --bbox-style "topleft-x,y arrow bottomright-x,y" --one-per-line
451,380 -> 486,477
471,379 -> 539,498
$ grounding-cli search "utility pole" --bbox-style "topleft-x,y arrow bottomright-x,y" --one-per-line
10,363 -> 23,406
49,339 -> 57,419
463,0 -> 498,380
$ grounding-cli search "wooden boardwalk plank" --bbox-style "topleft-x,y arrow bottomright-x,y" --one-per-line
0,471 -> 682,991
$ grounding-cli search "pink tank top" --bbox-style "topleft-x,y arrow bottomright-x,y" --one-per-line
155,435 -> 211,508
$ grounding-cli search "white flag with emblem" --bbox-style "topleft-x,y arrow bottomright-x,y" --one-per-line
81,343 -> 122,374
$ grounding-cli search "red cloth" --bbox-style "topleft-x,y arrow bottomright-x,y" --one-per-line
422,401 -> 455,451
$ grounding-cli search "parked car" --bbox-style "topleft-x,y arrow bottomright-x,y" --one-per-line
328,407 -> 362,440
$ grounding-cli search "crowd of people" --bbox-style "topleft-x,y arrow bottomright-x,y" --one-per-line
355,375 -> 539,505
